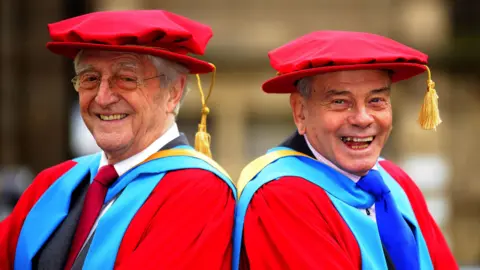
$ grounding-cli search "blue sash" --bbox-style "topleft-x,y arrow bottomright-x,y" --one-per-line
15,146 -> 235,270
233,147 -> 433,270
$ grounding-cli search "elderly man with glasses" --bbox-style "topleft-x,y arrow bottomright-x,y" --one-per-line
0,10 -> 236,270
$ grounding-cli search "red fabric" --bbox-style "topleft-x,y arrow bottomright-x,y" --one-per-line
243,177 -> 361,269
262,31 -> 428,93
0,165 -> 235,270
242,161 -> 457,269
46,10 -> 214,74
379,160 -> 458,270
0,161 -> 77,269
64,165 -> 118,270
114,169 -> 235,270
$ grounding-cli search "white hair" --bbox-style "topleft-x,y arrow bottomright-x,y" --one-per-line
146,55 -> 189,115
73,51 -> 84,74
74,50 -> 190,115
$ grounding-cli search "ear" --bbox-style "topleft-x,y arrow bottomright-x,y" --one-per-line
166,75 -> 186,114
290,92 -> 307,135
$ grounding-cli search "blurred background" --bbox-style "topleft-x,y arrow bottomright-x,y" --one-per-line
1,0 -> 479,267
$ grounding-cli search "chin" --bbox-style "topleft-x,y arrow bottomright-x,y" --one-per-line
348,164 -> 375,176
95,141 -> 123,153
336,156 -> 379,176
94,133 -> 131,154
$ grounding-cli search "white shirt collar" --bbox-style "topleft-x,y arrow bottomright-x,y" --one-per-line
98,123 -> 180,176
303,134 -> 377,183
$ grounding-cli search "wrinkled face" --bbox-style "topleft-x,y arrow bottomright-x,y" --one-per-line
75,50 -> 184,163
290,70 -> 393,176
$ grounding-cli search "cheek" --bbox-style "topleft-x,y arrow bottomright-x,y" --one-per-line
377,110 -> 393,132
78,94 -> 93,114
305,109 -> 343,139
146,88 -> 167,107
154,92 -> 171,114
134,91 -> 168,123
121,92 -> 150,116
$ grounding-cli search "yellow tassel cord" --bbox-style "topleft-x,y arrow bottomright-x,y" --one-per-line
417,66 -> 442,130
194,64 -> 216,158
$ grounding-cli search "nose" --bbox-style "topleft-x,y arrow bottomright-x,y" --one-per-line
347,106 -> 374,128
94,78 -> 119,107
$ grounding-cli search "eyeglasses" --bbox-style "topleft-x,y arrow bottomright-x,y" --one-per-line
71,73 -> 164,92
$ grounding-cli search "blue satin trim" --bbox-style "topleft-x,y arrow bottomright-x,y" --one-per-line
233,147 -> 433,270
15,146 -> 234,270
15,154 -> 100,270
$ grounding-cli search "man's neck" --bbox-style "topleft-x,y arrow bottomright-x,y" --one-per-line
99,123 -> 180,176
303,134 -> 377,182
104,118 -> 175,164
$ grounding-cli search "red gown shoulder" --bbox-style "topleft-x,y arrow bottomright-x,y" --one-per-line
243,176 -> 361,270
0,160 -> 77,269
116,168 -> 236,270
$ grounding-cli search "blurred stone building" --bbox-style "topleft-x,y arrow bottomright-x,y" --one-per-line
1,0 -> 479,265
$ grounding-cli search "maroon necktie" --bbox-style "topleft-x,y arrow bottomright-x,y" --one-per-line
64,164 -> 119,270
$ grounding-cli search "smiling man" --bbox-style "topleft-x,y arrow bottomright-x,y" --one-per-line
233,31 -> 457,270
0,10 -> 236,270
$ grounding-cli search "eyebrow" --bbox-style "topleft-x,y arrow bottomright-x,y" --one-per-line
324,89 -> 352,97
370,86 -> 391,95
115,62 -> 138,69
75,62 -> 139,75
324,86 -> 391,97
75,64 -> 95,74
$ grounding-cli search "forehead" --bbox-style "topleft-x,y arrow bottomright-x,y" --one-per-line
312,69 -> 391,92
77,50 -> 149,69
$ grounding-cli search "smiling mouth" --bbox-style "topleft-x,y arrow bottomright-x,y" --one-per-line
97,114 -> 128,121
340,136 -> 375,150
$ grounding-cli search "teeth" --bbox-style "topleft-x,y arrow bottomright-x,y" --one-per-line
99,114 -> 127,121
353,136 -> 374,142
341,136 -> 374,142
351,144 -> 369,149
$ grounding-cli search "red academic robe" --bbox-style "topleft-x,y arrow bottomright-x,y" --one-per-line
241,159 -> 458,270
0,160 -> 235,270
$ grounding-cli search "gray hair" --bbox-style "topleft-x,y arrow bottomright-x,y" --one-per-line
296,76 -> 314,98
73,51 -> 190,116
146,55 -> 189,115
73,51 -> 84,74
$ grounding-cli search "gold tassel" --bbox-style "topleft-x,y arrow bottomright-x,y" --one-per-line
194,64 -> 216,158
417,66 -> 442,130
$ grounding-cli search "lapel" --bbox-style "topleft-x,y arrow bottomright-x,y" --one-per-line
161,133 -> 189,150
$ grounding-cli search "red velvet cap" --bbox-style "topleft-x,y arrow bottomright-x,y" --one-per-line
46,10 -> 214,74
263,31 -> 429,93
